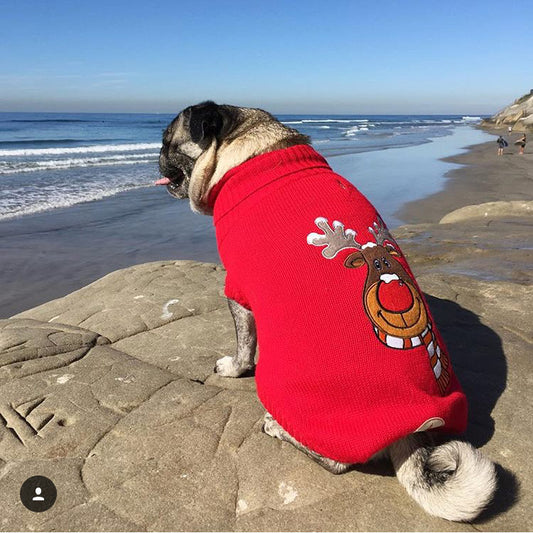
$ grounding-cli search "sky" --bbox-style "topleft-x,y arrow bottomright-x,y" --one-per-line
1,0 -> 532,115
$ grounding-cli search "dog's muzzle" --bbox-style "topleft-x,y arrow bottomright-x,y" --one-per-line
155,167 -> 188,198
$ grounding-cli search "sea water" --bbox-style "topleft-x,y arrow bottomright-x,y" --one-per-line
0,112 -> 486,221
0,111 -> 494,316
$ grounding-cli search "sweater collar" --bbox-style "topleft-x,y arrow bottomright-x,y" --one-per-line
208,144 -> 331,223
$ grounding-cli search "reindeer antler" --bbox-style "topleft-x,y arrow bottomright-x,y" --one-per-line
368,216 -> 392,246
307,217 -> 362,259
367,216 -> 400,252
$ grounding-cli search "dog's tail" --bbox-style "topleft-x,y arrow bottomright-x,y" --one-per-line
388,433 -> 497,522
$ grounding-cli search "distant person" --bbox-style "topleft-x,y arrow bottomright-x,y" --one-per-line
496,135 -> 508,156
515,134 -> 526,155
508,125 -> 512,135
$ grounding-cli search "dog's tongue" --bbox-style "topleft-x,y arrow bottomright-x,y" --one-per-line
155,177 -> 171,186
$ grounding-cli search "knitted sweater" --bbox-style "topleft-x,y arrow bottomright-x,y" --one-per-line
208,144 -> 467,463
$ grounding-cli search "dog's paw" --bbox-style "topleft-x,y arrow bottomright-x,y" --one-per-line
262,413 -> 285,440
215,356 -> 244,377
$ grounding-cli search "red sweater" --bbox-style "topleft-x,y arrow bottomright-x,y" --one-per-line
208,145 -> 467,463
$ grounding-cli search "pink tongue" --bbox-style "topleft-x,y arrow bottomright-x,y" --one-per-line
155,177 -> 171,186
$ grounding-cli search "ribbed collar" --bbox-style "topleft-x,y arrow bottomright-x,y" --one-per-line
208,144 -> 331,223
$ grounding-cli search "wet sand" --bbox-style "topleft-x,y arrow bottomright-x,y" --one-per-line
393,131 -> 532,286
398,133 -> 533,224
0,188 -> 220,318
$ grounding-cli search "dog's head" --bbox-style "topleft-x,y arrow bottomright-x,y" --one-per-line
158,101 -> 236,203
158,101 -> 309,215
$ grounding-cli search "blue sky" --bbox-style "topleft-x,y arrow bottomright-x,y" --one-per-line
1,0 -> 532,114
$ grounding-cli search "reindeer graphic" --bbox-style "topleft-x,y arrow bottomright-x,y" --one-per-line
307,217 -> 450,394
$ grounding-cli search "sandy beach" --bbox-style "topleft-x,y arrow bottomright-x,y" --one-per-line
392,132 -> 532,288
1,130 -> 532,531
399,132 -> 533,224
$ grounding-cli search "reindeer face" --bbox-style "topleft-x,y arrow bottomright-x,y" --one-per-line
308,217 -> 450,393
344,245 -> 428,339
307,217 -> 429,342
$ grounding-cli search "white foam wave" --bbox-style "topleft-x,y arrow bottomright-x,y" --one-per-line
0,183 -> 151,220
461,116 -> 482,122
344,125 -> 370,137
0,153 -> 158,174
0,142 -> 161,157
282,119 -> 369,125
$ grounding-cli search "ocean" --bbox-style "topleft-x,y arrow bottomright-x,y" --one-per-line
0,111 -> 493,317
0,112 -> 485,221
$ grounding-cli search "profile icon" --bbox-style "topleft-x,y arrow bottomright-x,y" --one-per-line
20,476 -> 57,512
32,487 -> 45,501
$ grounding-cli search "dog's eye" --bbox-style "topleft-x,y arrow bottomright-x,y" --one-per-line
373,259 -> 381,270
383,258 -> 391,268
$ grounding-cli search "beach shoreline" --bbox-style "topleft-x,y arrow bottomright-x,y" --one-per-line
398,130 -> 532,224
0,127 -> 529,318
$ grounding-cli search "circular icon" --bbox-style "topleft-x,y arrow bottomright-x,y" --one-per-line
20,476 -> 57,512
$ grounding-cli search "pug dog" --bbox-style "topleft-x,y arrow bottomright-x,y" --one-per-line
157,101 -> 496,522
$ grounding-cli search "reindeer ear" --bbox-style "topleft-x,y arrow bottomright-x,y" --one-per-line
344,252 -> 365,269
189,101 -> 225,144
385,243 -> 401,257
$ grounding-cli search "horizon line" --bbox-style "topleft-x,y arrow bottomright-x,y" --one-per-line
0,109 -> 491,117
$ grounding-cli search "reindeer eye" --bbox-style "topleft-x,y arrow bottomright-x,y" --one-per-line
383,258 -> 391,268
373,259 -> 381,270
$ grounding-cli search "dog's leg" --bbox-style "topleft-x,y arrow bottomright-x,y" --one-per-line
215,298 -> 257,377
262,413 -> 352,474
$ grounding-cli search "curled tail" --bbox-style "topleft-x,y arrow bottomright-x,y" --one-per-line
389,433 -> 497,522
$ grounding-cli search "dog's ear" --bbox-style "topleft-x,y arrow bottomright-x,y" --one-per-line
189,101 -> 225,144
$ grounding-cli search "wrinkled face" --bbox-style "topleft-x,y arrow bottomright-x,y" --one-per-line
158,109 -> 198,199
158,102 -> 235,201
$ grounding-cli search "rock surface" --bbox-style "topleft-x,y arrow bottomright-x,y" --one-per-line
0,238 -> 531,531
439,200 -> 533,224
482,90 -> 533,132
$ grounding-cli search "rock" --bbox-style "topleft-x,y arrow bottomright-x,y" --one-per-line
14,260 -> 228,343
482,90 -> 533,132
1,257 -> 531,530
0,319 -> 108,386
439,201 -> 533,224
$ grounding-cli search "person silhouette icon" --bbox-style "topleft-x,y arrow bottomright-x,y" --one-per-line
32,487 -> 45,501
20,476 -> 57,512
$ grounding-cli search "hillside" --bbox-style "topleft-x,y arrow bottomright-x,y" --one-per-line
482,90 -> 533,132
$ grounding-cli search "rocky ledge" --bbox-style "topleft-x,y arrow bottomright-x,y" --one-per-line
1,198 -> 532,533
481,90 -> 533,132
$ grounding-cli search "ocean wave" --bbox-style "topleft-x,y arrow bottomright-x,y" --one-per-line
344,126 -> 359,137
282,119 -> 369,125
343,125 -> 369,136
0,153 -> 158,174
0,183 -> 151,220
0,138 -> 117,148
460,116 -> 482,122
4,118 -> 97,123
0,142 -> 161,157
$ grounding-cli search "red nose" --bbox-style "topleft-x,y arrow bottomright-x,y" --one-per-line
377,279 -> 414,312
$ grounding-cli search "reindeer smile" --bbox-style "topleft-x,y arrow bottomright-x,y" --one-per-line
365,280 -> 427,338
375,297 -> 422,330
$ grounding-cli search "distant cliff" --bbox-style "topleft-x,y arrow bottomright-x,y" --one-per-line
482,90 -> 533,132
